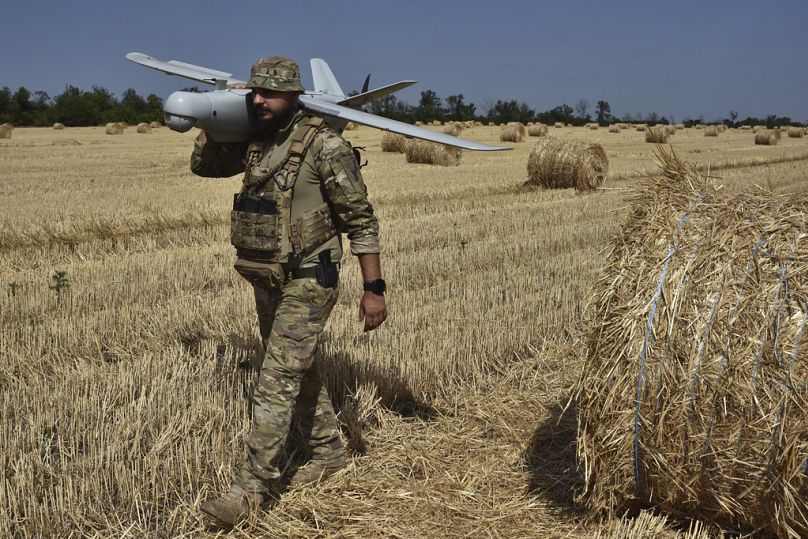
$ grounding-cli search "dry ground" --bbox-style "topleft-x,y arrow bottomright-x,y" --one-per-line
1,124 -> 806,538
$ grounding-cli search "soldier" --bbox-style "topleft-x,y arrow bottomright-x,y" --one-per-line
192,56 -> 387,527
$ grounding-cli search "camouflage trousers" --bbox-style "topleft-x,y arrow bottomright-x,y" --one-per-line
237,276 -> 341,492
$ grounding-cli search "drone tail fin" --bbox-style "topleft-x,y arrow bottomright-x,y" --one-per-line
310,59 -> 344,97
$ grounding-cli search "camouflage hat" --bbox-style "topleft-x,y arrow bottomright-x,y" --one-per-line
247,56 -> 304,92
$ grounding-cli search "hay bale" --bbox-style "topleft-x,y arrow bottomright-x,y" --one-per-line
381,132 -> 407,153
443,123 -> 463,137
415,121 -> 424,126
343,122 -> 358,131
665,125 -> 677,136
500,126 -> 524,143
404,139 -> 461,166
136,123 -> 152,134
431,120 -> 442,126
645,126 -> 669,143
554,122 -> 564,128
675,124 -> 685,130
525,137 -> 607,192
608,125 -> 621,133
105,123 -> 124,135
149,121 -> 161,129
636,124 -> 647,132
695,124 -> 705,130
52,122 -> 65,130
577,147 -> 808,537
0,125 -> 11,139
787,127 -> 803,138
740,125 -> 752,131
752,125 -> 767,133
116,122 -> 128,129
704,126 -> 719,137
717,124 -> 727,133
589,123 -> 599,130
754,130 -> 778,145
528,124 -> 549,137
1,122 -> 13,130
507,122 -> 526,137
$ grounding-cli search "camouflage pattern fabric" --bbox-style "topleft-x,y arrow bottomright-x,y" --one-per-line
247,56 -> 305,93
237,277 -> 342,492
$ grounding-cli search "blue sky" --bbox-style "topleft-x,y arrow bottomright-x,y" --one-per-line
3,0 -> 807,122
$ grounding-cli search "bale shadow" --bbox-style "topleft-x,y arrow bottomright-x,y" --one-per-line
523,395 -> 586,513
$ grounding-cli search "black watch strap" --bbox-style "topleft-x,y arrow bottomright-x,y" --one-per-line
363,278 -> 386,295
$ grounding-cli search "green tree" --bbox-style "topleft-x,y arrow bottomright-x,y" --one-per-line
486,100 -> 535,124
445,94 -> 476,121
415,90 -> 445,122
595,100 -> 612,125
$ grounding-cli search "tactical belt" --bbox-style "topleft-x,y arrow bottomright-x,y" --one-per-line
235,249 -> 339,282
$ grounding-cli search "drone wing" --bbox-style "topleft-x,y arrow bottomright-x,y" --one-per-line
126,52 -> 246,87
300,96 -> 510,151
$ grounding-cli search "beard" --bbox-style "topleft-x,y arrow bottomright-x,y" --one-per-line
252,103 -> 299,139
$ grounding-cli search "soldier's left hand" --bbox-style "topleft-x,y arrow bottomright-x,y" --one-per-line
359,293 -> 387,332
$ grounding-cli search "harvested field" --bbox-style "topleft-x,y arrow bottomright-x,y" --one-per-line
578,148 -> 807,537
0,125 -> 807,538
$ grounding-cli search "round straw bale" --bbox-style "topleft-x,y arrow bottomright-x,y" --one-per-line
381,132 -> 407,153
754,130 -> 778,145
136,122 -> 152,134
149,121 -> 161,129
588,123 -> 599,130
443,123 -> 463,137
414,121 -> 424,126
717,124 -> 727,133
645,126 -> 669,143
608,125 -> 621,133
431,120 -> 442,126
695,124 -> 705,129
404,139 -> 461,166
752,125 -> 766,133
577,147 -> 808,537
105,123 -> 124,135
0,125 -> 12,139
772,129 -> 782,142
787,127 -> 803,138
740,125 -> 752,131
116,122 -> 128,129
675,124 -> 685,130
52,122 -> 65,130
554,122 -> 564,128
507,122 -> 526,137
500,125 -> 524,143
636,124 -> 647,132
528,124 -> 549,137
704,125 -> 719,137
525,137 -> 607,192
665,125 -> 676,136
1,122 -> 13,130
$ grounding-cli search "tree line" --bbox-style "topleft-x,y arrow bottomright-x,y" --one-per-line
1,84 -> 803,129
0,86 -> 163,126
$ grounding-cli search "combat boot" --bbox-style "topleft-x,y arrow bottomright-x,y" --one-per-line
289,453 -> 346,486
199,484 -> 263,527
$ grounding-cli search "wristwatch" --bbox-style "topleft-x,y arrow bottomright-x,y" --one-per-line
363,278 -> 386,296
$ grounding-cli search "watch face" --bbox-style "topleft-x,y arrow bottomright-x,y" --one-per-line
364,279 -> 386,294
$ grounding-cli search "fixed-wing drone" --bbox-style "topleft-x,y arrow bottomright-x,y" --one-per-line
126,52 -> 510,151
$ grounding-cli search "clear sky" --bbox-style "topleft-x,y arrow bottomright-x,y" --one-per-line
2,0 -> 807,122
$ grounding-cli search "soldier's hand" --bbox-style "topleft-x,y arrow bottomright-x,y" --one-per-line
359,292 -> 387,332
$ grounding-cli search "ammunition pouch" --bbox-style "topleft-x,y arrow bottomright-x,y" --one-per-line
230,193 -> 280,253
289,202 -> 337,256
233,257 -> 285,289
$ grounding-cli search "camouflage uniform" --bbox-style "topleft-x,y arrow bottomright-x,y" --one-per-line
191,57 -> 380,494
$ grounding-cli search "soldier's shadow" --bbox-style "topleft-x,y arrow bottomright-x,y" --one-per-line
523,395 -> 585,514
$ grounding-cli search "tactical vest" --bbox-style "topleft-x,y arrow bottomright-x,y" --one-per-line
230,115 -> 337,263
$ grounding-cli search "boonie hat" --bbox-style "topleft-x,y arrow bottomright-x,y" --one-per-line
247,56 -> 304,92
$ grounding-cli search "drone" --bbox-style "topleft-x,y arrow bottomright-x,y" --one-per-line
126,52 -> 510,151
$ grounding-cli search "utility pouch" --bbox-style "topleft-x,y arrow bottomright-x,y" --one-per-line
315,250 -> 339,288
233,257 -> 285,289
230,193 -> 280,252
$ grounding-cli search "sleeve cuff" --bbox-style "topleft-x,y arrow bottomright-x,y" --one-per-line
349,235 -> 381,255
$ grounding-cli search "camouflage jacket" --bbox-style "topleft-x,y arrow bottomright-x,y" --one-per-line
191,109 -> 380,265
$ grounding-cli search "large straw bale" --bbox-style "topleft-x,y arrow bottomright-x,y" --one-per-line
527,124 -> 548,137
500,126 -> 524,143
525,137 -> 607,192
665,125 -> 676,136
645,126 -> 669,143
787,127 -> 803,138
577,147 -> 808,537
105,123 -> 124,135
588,123 -> 599,130
740,125 -> 752,131
636,124 -> 647,132
2,122 -> 13,130
507,122 -> 526,137
116,122 -> 128,129
704,126 -> 719,137
0,125 -> 11,139
754,130 -> 779,145
381,132 -> 407,153
554,122 -> 564,128
149,121 -> 161,129
53,122 -> 65,130
136,123 -> 152,134
404,139 -> 461,166
608,125 -> 621,133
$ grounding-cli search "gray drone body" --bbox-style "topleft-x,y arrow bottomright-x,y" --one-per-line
126,52 -> 510,150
